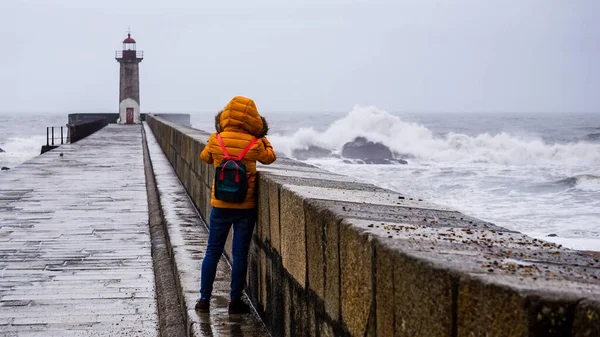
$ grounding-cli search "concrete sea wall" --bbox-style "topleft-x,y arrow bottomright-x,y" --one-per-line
146,115 -> 600,337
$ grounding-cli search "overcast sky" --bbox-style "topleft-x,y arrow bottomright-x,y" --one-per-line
0,0 -> 598,114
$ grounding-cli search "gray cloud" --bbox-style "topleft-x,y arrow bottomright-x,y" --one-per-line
1,0 -> 598,114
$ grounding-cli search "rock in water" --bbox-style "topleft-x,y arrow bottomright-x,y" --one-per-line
341,137 -> 407,164
1,167 -> 9,171
584,132 -> 600,142
0,147 -> 4,153
292,146 -> 332,160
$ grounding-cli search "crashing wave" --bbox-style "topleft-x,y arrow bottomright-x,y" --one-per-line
0,135 -> 47,168
270,105 -> 600,166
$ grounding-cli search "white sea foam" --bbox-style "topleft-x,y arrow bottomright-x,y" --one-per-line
270,105 -> 600,166
572,174 -> 600,191
0,135 -> 47,168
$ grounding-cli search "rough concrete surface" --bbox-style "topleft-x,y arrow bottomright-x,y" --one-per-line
279,187 -> 307,288
0,125 -> 159,336
340,220 -> 373,336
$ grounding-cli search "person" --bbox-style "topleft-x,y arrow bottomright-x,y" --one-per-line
196,96 -> 276,314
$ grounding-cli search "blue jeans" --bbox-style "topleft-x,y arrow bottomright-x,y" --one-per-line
200,207 -> 256,301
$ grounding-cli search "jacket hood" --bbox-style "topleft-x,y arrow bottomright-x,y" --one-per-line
214,96 -> 269,137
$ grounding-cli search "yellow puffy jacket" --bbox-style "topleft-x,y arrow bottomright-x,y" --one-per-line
200,96 -> 277,209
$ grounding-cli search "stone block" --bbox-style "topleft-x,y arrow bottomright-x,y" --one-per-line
319,321 -> 336,337
374,238 -> 394,337
183,135 -> 191,164
204,185 -> 212,223
181,157 -> 188,184
188,173 -> 196,206
307,294 -> 318,337
340,220 -> 373,336
172,147 -> 178,170
324,214 -> 340,321
191,139 -> 198,167
179,155 -> 186,180
268,255 -> 285,337
284,274 -> 292,337
528,294 -> 578,337
176,131 -> 183,152
279,187 -> 306,287
181,161 -> 190,191
573,299 -> 600,337
200,158 -> 208,186
258,178 -> 270,243
292,283 -> 309,336
193,174 -> 202,213
165,146 -> 172,166
268,181 -> 281,253
196,180 -> 205,220
459,275 -> 582,337
190,139 -> 198,173
458,276 -> 527,337
304,201 -> 327,300
395,252 -> 454,337
178,133 -> 186,161
260,248 -> 268,313
168,127 -> 174,146
175,155 -> 183,178
181,134 -> 189,164
246,242 -> 260,307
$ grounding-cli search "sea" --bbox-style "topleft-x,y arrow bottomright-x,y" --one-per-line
2,108 -> 599,251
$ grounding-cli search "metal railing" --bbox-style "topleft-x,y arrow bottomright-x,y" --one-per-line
115,50 -> 144,59
46,126 -> 69,146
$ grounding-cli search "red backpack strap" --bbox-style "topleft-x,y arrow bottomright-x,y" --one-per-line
216,134 -> 231,159
236,138 -> 258,161
219,159 -> 241,182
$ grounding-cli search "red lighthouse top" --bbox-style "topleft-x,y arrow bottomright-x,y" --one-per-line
123,34 -> 136,44
116,31 -> 143,61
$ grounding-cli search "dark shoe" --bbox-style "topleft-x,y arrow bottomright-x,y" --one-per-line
228,299 -> 251,314
195,299 -> 210,312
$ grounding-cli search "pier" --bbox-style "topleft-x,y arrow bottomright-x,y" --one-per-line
0,119 -> 599,336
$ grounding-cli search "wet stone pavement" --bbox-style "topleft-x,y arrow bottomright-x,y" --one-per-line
0,125 -> 158,336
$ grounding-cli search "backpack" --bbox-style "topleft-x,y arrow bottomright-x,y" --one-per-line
214,134 -> 258,203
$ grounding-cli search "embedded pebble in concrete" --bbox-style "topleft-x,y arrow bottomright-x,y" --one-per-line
343,216 -> 600,290
285,184 -> 452,211
260,167 -> 355,183
0,125 -> 158,336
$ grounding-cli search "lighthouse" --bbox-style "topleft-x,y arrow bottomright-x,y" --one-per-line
115,33 -> 143,124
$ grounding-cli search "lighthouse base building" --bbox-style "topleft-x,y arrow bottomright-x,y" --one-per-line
118,98 -> 141,124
